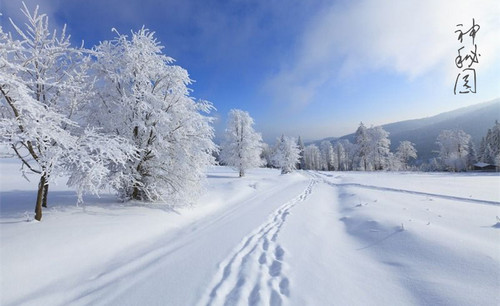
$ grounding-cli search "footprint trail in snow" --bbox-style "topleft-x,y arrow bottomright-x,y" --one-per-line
198,179 -> 317,306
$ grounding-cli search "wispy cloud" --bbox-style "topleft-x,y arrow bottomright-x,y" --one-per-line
264,0 -> 500,107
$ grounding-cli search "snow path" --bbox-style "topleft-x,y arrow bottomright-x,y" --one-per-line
197,179 -> 317,306
78,173 -> 313,306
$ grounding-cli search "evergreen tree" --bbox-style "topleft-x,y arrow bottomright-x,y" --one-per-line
479,121 -> 500,164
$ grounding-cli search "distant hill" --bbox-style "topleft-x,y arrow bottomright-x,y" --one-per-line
314,99 -> 500,163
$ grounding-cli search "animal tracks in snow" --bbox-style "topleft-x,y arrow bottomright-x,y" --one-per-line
198,179 -> 316,306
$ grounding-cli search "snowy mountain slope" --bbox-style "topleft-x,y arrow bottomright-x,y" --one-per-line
1,165 -> 499,306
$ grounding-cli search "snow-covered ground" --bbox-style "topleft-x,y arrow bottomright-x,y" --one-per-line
1,162 -> 499,306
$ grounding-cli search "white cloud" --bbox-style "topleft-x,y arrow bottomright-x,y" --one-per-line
264,0 -> 500,107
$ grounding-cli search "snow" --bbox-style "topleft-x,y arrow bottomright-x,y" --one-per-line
1,162 -> 499,305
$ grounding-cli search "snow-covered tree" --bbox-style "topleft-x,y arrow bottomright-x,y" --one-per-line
396,141 -> 417,170
220,109 -> 263,177
272,135 -> 301,174
479,121 -> 500,164
355,122 -> 370,170
332,141 -> 344,171
495,153 -> 500,168
436,129 -> 472,172
367,126 -> 391,170
303,144 -> 322,170
260,142 -> 274,168
466,140 -> 477,170
320,140 -> 335,171
297,136 -> 305,170
337,139 -> 357,171
420,157 -> 442,172
91,28 -> 216,201
0,4 -> 131,220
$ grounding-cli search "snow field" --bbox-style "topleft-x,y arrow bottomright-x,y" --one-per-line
303,171 -> 500,305
1,165 -> 499,306
278,178 -> 418,305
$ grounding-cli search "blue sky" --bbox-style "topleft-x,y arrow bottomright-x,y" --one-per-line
2,0 -> 499,142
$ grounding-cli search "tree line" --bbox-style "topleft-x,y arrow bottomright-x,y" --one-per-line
218,112 -> 500,175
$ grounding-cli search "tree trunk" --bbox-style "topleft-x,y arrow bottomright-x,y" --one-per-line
42,182 -> 49,208
239,169 -> 244,177
132,186 -> 140,200
34,174 -> 46,221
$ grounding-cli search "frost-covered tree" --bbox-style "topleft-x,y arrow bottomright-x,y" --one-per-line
260,143 -> 274,168
303,144 -> 322,170
396,141 -> 417,170
272,135 -> 301,174
420,157 -> 442,172
320,141 -> 335,171
297,136 -> 305,170
335,139 -> 357,171
478,121 -> 500,164
466,140 -> 477,170
354,123 -> 391,171
495,154 -> 500,168
220,109 -> 263,177
436,129 -> 472,172
367,126 -> 391,170
333,141 -> 345,171
0,4 -> 131,220
91,28 -> 216,201
355,122 -> 370,170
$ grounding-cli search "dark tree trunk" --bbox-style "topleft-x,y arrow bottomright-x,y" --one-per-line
239,169 -> 244,177
34,174 -> 46,221
42,182 -> 49,208
132,186 -> 140,200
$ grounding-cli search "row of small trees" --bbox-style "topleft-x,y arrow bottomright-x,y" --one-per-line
290,123 -> 417,172
217,114 -> 412,175
296,121 -> 499,173
1,5 -> 216,220
220,115 -> 499,175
